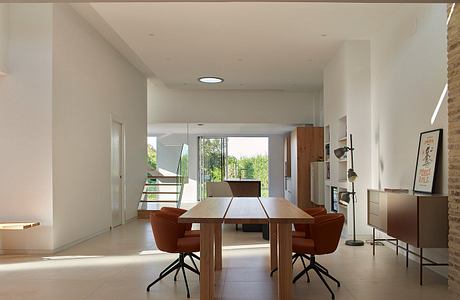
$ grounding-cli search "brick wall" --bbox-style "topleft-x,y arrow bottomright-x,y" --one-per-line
448,3 -> 460,295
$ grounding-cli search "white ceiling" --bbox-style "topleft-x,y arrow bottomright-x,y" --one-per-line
89,2 -> 402,91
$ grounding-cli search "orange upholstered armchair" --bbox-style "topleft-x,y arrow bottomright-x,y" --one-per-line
270,207 -> 328,277
293,207 -> 327,238
292,213 -> 345,299
146,211 -> 200,298
160,207 -> 200,238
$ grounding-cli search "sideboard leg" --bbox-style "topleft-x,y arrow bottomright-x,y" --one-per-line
372,228 -> 375,256
406,243 -> 409,268
419,248 -> 423,286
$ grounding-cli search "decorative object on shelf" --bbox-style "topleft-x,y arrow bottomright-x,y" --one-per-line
413,129 -> 442,193
325,144 -> 330,161
339,192 -> 351,206
334,134 -> 364,247
331,186 -> 339,212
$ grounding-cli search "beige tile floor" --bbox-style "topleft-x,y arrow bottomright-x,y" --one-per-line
0,219 -> 457,300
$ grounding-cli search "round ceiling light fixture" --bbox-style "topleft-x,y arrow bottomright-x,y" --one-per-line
198,76 -> 224,84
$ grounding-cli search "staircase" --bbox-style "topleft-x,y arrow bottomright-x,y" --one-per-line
137,144 -> 188,219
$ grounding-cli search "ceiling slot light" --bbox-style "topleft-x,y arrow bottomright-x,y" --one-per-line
198,77 -> 224,84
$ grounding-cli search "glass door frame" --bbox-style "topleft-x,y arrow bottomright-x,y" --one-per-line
197,135 -> 270,200
197,136 -> 227,201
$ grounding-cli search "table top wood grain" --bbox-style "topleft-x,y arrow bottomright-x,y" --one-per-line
259,197 -> 314,223
179,197 -> 313,224
225,197 -> 268,224
179,197 -> 232,223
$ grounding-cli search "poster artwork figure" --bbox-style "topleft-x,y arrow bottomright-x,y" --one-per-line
422,146 -> 433,167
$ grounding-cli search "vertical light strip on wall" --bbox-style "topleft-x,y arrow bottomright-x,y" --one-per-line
431,83 -> 448,125
447,3 -> 456,25
431,4 -> 456,125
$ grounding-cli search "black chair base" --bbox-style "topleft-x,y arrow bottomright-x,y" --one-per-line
293,255 -> 340,299
146,252 -> 200,298
270,253 -> 330,282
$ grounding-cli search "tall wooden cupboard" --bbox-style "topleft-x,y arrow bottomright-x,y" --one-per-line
284,126 -> 324,209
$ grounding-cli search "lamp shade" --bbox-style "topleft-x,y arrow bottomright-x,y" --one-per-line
348,169 -> 358,182
334,147 -> 347,159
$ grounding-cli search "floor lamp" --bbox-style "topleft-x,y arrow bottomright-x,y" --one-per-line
334,134 -> 364,246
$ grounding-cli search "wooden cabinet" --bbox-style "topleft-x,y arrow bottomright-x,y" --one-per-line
367,189 -> 448,248
225,180 -> 261,197
284,135 -> 291,177
367,190 -> 388,232
285,127 -> 324,209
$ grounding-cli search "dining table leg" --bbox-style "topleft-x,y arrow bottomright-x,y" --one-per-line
215,222 -> 222,270
270,222 -> 278,272
200,223 -> 215,300
278,222 -> 292,300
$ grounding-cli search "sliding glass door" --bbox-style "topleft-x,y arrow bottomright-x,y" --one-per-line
198,137 -> 227,200
198,136 -> 269,200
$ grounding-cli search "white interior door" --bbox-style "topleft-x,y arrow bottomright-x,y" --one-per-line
111,121 -> 123,228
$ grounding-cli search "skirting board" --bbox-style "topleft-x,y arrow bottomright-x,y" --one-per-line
0,227 -> 111,255
50,216 -> 138,253
0,216 -> 144,255
52,227 -> 111,254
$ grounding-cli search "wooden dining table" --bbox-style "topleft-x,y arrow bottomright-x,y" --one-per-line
179,197 -> 314,300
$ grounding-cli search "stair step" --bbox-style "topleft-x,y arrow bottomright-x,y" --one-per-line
139,200 -> 178,203
144,183 -> 181,186
142,191 -> 180,195
138,203 -> 178,219
147,175 -> 180,179
142,194 -> 178,201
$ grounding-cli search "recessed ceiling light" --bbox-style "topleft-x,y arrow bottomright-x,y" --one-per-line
198,77 -> 224,84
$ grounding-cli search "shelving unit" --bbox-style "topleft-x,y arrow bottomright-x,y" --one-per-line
337,116 -> 348,183
324,125 -> 332,212
336,115 -> 350,234
324,125 -> 331,181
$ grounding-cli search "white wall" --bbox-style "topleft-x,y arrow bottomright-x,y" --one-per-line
323,40 -> 372,236
52,4 -> 147,250
370,4 -> 448,276
0,4 -> 7,74
148,79 -> 320,125
0,4 -> 54,252
371,5 -> 448,194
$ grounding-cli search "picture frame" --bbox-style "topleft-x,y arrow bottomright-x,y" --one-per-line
413,129 -> 442,193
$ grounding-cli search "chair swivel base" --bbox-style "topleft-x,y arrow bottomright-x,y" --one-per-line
270,253 -> 329,282
293,255 -> 340,299
345,239 -> 365,246
146,252 -> 200,298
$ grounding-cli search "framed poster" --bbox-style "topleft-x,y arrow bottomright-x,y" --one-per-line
413,129 -> 442,193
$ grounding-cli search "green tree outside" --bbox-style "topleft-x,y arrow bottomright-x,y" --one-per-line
200,138 -> 269,197
147,144 -> 157,169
